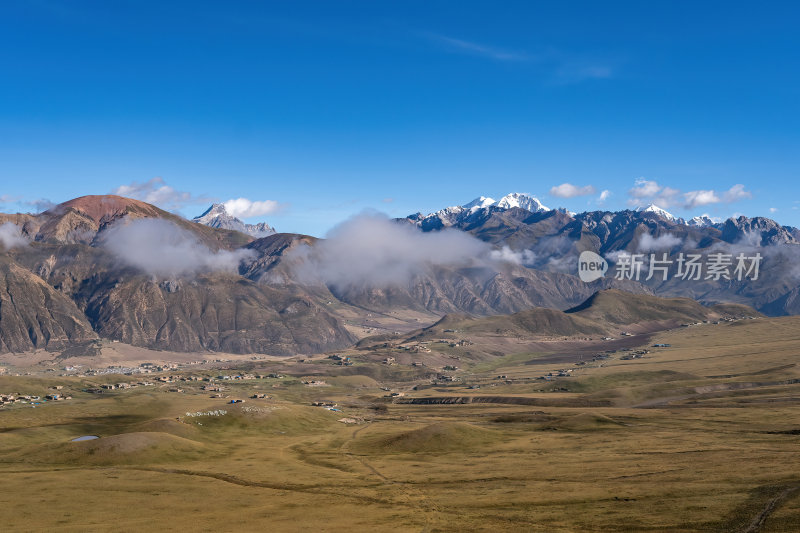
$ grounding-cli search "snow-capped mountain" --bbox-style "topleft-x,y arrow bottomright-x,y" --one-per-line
463,196 -> 496,209
406,192 -> 552,231
688,214 -> 718,228
193,203 -> 276,238
494,192 -> 549,213
634,204 -> 684,224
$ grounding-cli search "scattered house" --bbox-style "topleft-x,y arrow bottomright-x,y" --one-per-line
652,343 -> 671,348
383,357 -> 396,365
251,393 -> 269,399
450,340 -> 473,347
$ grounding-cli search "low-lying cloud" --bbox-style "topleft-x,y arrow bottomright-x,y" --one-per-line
636,233 -> 683,251
0,223 -> 29,249
489,246 -> 536,265
286,213 -> 529,289
102,218 -> 255,278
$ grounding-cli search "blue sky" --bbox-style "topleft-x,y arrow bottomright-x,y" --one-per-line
1,1 -> 798,236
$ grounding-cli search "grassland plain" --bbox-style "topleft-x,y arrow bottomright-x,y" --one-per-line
1,317 -> 800,531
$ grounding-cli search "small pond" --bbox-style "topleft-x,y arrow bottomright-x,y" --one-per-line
71,435 -> 99,442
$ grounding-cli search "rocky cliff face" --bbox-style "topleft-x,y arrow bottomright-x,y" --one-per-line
0,256 -> 98,352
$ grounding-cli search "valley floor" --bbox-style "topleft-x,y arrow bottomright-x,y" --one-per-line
2,317 -> 800,531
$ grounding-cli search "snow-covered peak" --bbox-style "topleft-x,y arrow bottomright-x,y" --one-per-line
194,203 -> 228,223
193,203 -> 276,237
688,214 -> 718,228
635,204 -> 678,222
495,192 -> 549,213
462,196 -> 496,209
423,205 -> 466,226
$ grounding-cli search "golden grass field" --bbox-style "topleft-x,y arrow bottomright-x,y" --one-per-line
2,317 -> 800,532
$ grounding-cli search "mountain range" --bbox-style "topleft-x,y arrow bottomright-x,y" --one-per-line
0,192 -> 797,355
402,192 -> 800,315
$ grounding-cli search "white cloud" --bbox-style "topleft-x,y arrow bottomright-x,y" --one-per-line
636,233 -> 682,252
101,218 -> 255,278
549,183 -> 597,198
0,223 -> 29,249
770,207 -> 779,213
489,246 -> 536,265
113,177 -> 209,210
286,212 -> 526,289
223,198 -> 283,218
683,189 -> 721,209
627,178 -> 753,210
723,184 -> 753,203
629,178 -> 662,199
627,178 -> 681,207
597,190 -> 611,205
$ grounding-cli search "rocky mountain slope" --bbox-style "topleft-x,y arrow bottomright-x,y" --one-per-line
412,289 -> 760,340
401,193 -> 800,315
1,196 -> 353,355
0,255 -> 98,352
0,192 -> 795,356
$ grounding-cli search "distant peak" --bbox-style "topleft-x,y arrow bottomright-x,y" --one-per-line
197,203 -> 228,218
635,204 -> 677,221
495,192 -> 549,213
463,196 -> 496,209
688,214 -> 719,227
193,203 -> 275,237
